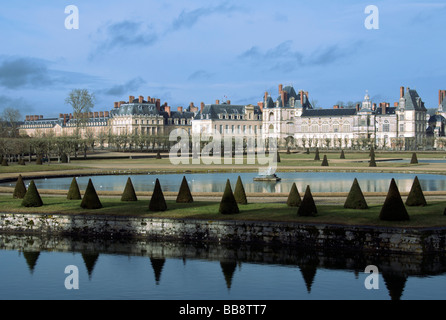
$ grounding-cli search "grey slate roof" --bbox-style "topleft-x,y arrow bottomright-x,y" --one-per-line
194,103 -> 261,120
402,89 -> 427,111
110,103 -> 159,117
374,107 -> 396,115
301,108 -> 357,117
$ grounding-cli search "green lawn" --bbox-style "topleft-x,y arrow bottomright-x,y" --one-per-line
1,195 -> 446,228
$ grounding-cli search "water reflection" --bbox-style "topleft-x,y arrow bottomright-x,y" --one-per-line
5,172 -> 446,193
1,235 -> 446,300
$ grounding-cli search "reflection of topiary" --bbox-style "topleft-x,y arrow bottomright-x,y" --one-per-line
176,176 -> 194,203
80,179 -> 102,209
379,179 -> 409,221
234,176 -> 247,205
121,177 -> 138,202
287,183 -> 301,207
156,151 -> 162,159
13,175 -> 27,199
410,153 -> 418,164
321,155 -> 329,166
276,151 -> 281,163
297,185 -> 317,216
405,176 -> 426,207
67,177 -> 82,200
344,178 -> 368,209
314,148 -> 320,161
149,179 -> 167,212
21,180 -> 43,207
340,150 -> 345,159
219,179 -> 239,214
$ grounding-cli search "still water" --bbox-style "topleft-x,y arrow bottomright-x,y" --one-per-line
0,235 -> 445,300
3,172 -> 446,194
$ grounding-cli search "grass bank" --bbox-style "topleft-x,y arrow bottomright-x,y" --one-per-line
1,195 -> 446,228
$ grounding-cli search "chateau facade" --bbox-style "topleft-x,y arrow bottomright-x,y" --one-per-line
19,85 -> 435,151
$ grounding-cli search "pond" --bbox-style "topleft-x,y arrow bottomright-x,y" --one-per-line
4,172 -> 446,193
1,235 -> 445,301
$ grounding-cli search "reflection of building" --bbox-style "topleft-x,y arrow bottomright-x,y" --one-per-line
19,95 -> 195,138
261,84 -> 428,150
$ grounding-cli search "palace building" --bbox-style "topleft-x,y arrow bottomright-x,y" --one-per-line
19,85 -> 432,151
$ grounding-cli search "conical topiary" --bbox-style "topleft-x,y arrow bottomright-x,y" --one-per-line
340,150 -> 345,159
410,153 -> 418,164
156,151 -> 162,159
13,175 -> 27,199
321,155 -> 329,166
369,154 -> 377,167
405,176 -> 427,207
219,179 -> 239,214
61,153 -> 68,163
21,180 -> 43,207
379,179 -> 409,221
80,179 -> 102,209
67,177 -> 82,200
1,158 -> 8,166
314,148 -> 320,161
121,177 -> 138,201
176,176 -> 194,203
287,183 -> 301,207
36,156 -> 42,165
149,178 -> 167,212
297,185 -> 317,217
344,178 -> 368,209
234,176 -> 247,205
18,158 -> 25,165
369,147 -> 375,158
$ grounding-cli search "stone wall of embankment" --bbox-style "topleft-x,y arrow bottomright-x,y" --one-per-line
1,212 -> 446,253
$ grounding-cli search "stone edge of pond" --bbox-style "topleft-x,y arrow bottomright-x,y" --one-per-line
1,212 -> 446,254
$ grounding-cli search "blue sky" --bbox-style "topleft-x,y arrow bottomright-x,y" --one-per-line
0,0 -> 445,117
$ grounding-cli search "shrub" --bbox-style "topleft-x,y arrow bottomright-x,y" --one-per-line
405,176 -> 426,206
314,148 -> 320,161
149,178 -> 167,212
234,176 -> 248,205
321,155 -> 329,166
121,177 -> 138,202
36,156 -> 42,165
379,179 -> 409,221
410,153 -> 418,164
1,159 -> 8,166
67,177 -> 82,200
340,150 -> 345,159
219,179 -> 240,214
287,183 -> 301,207
18,158 -> 25,165
344,178 -> 368,209
156,151 -> 162,159
80,179 -> 103,209
369,154 -> 377,167
297,185 -> 317,216
13,175 -> 27,199
61,153 -> 68,163
176,176 -> 194,203
21,180 -> 43,207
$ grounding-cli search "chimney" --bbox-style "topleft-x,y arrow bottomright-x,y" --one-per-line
442,90 -> 446,104
258,101 -> 264,112
177,107 -> 183,113
200,102 -> 205,113
25,115 -> 29,121
59,113 -> 64,118
165,106 -> 171,117
400,86 -> 405,99
382,103 -> 387,114
300,91 -> 304,105
104,111 -> 109,117
139,96 -> 144,103
372,103 -> 376,111
333,105 -> 339,109
129,96 -> 135,103
156,99 -> 161,111
281,91 -> 287,106
279,84 -> 283,93
216,99 -> 220,105
114,102 -> 118,108
189,102 -> 198,113
356,104 -> 360,111
63,114 -> 67,126
226,100 -> 231,105
147,96 -> 151,103
264,91 -> 268,102
40,115 -> 43,119
94,112 -> 99,118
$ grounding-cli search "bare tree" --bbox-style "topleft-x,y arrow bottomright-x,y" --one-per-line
65,89 -> 95,135
0,107 -> 22,138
